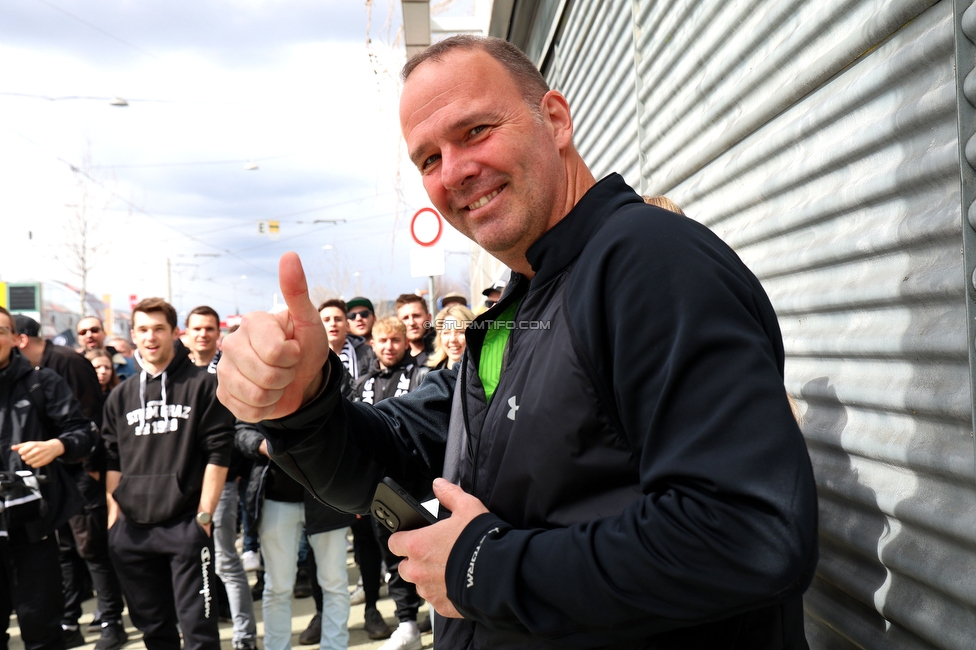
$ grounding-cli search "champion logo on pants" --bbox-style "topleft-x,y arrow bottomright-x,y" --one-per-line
200,547 -> 212,619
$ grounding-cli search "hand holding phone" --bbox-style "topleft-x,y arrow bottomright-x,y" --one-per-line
371,477 -> 437,533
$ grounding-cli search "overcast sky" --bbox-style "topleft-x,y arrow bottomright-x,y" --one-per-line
0,0 -> 474,320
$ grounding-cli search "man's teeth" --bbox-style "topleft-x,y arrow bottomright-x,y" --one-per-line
468,188 -> 500,210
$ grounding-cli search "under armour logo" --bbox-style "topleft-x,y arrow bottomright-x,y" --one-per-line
507,395 -> 519,421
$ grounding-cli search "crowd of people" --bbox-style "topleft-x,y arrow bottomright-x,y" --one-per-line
0,285 -> 492,650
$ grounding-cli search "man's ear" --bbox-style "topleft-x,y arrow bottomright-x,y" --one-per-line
540,90 -> 574,150
16,334 -> 28,350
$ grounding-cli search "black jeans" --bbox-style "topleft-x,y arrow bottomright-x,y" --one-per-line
372,517 -> 423,622
0,530 -> 64,650
59,471 -> 125,628
351,516 -> 382,609
60,540 -> 125,627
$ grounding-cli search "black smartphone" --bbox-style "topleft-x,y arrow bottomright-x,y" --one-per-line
371,477 -> 437,533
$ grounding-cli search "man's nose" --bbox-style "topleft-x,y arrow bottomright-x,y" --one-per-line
440,147 -> 478,191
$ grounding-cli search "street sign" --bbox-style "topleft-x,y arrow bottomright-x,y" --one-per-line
410,208 -> 442,247
410,246 -> 445,278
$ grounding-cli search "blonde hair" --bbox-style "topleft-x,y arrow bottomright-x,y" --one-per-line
428,304 -> 476,368
642,195 -> 685,216
371,316 -> 407,340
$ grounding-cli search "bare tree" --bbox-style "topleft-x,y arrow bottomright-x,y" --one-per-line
57,146 -> 112,318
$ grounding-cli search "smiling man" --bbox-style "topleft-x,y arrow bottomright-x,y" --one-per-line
185,306 -> 221,369
394,294 -> 434,365
103,298 -> 234,650
217,36 -> 818,649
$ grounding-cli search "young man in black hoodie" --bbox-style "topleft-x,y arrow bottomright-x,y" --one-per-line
103,298 -> 234,650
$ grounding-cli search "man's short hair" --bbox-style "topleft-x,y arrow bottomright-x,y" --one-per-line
13,315 -> 41,338
78,316 -> 105,328
318,299 -> 347,313
186,305 -> 219,328
402,35 -> 550,113
371,316 -> 407,340
133,298 -> 178,330
395,293 -> 429,314
0,307 -> 15,334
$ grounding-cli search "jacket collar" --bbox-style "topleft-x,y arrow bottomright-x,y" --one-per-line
524,173 -> 641,288
0,349 -> 32,388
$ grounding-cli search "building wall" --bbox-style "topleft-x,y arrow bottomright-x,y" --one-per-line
517,0 -> 976,646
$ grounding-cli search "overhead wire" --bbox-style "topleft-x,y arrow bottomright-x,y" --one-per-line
33,0 -> 159,60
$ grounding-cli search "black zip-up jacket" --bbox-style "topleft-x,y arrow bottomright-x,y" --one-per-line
355,356 -> 426,405
39,341 -> 105,474
0,350 -> 96,540
103,340 -> 233,526
261,174 -> 818,649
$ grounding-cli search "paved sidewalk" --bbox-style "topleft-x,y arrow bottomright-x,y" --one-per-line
7,551 -> 433,649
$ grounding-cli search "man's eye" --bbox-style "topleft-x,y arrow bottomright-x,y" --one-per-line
421,154 -> 440,171
470,125 -> 487,136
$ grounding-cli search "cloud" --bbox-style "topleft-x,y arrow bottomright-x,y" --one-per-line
1,0 -> 368,68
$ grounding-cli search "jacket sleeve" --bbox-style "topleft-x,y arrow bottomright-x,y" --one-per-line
235,420 -> 266,460
38,369 -> 97,464
102,391 -> 121,473
442,208 -> 819,643
260,352 -> 454,514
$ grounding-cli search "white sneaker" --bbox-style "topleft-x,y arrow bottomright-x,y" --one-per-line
349,585 -> 366,605
378,621 -> 421,650
241,550 -> 262,572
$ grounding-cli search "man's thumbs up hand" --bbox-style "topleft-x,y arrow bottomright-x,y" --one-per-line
217,252 -> 330,422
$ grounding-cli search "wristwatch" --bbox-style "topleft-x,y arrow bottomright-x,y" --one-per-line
196,511 -> 212,526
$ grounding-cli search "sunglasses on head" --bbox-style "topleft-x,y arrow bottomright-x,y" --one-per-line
78,326 -> 102,335
347,310 -> 372,320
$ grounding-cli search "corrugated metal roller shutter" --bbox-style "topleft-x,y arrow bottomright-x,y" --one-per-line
545,0 -> 640,187
540,0 -> 976,647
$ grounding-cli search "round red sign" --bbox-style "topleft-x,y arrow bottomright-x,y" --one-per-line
410,208 -> 443,247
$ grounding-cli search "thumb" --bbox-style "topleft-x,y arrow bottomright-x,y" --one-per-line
278,252 -> 320,333
432,478 -> 468,511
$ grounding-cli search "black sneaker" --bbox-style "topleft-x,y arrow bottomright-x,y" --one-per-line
364,607 -> 393,640
94,623 -> 129,650
63,627 -> 85,650
299,613 -> 321,645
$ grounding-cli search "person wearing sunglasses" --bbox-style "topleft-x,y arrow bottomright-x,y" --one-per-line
345,298 -> 377,381
345,298 -> 376,343
76,317 -> 107,353
77,318 -> 135,382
